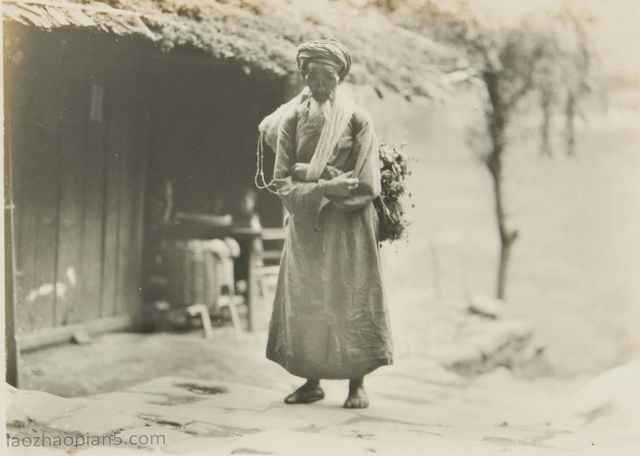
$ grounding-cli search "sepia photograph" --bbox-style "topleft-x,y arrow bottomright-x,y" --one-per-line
3,0 -> 639,454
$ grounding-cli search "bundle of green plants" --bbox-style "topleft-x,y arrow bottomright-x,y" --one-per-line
375,143 -> 411,243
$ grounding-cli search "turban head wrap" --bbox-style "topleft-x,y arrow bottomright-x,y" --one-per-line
296,39 -> 352,81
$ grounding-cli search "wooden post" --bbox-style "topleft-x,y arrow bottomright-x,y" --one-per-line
5,209 -> 19,387
246,236 -> 259,332
4,110 -> 19,387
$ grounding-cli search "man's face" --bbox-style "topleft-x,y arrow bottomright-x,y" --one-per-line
303,62 -> 340,103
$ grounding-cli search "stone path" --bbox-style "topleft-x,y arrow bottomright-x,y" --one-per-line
8,296 -> 639,455
7,355 -> 640,455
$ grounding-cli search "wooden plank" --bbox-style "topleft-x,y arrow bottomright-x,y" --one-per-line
78,82 -> 107,324
101,73 -> 124,318
12,120 -> 38,333
114,75 -> 134,317
54,78 -> 88,327
7,28 -> 39,334
17,315 -> 132,352
14,36 -> 67,333
125,69 -> 151,324
26,82 -> 61,332
115,71 -> 148,317
108,43 -> 151,320
54,33 -> 109,326
116,167 -> 135,316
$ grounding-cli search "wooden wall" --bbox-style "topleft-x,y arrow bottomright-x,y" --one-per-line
5,26 -> 150,340
4,25 -> 289,346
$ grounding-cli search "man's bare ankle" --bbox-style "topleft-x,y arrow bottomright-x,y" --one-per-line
348,377 -> 364,392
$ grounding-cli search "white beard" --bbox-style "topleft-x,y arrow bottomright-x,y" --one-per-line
308,98 -> 333,122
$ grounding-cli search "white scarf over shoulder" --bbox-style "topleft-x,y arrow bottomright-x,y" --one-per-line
259,88 -> 355,182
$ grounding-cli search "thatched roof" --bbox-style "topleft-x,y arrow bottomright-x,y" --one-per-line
3,0 -> 471,99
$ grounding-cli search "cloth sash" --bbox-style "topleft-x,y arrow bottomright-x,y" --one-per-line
306,93 -> 355,181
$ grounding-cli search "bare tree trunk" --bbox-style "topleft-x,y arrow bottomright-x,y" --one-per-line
490,163 -> 518,299
483,70 -> 519,300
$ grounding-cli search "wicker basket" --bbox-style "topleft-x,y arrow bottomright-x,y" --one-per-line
163,239 -> 236,312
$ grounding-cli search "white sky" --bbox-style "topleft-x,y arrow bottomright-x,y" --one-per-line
460,0 -> 639,78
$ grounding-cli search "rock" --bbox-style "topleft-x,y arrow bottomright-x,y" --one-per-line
468,294 -> 505,319
437,345 -> 483,374
439,321 -> 535,376
571,360 -> 640,420
127,376 -> 228,400
194,382 -> 285,412
511,338 -> 552,377
182,423 -> 226,436
82,391 -> 169,416
582,411 -> 640,445
7,389 -> 87,425
71,330 -> 91,345
48,406 -> 147,436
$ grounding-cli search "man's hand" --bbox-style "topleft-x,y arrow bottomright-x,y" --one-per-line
291,163 -> 310,181
325,171 -> 359,197
321,165 -> 343,180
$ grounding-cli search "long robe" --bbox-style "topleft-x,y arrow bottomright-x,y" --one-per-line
266,98 -> 394,380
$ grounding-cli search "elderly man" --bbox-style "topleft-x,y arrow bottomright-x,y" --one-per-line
262,39 -> 393,409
